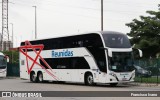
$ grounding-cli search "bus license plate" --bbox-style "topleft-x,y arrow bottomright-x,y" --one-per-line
122,78 -> 127,81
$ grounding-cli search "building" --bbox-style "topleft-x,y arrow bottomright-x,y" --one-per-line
0,41 -> 13,51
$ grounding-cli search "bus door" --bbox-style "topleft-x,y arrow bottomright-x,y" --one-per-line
70,58 -> 80,82
96,60 -> 107,83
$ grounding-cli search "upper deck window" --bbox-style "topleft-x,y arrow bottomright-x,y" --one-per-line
21,33 -> 104,50
102,33 -> 131,48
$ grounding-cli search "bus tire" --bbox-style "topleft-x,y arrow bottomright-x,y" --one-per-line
110,83 -> 118,87
37,72 -> 43,83
30,72 -> 37,83
85,73 -> 94,86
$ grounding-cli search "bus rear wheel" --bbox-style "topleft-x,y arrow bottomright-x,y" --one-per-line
30,72 -> 37,82
85,73 -> 94,86
37,72 -> 43,83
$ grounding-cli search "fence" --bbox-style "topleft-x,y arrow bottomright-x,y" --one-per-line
7,63 -> 20,77
134,58 -> 160,85
5,59 -> 160,84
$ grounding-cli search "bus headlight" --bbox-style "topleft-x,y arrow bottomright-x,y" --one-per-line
109,72 -> 117,78
131,72 -> 135,78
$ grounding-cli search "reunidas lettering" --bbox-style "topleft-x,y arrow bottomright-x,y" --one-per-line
52,50 -> 73,57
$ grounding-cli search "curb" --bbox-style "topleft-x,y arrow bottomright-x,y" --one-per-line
126,82 -> 160,87
6,76 -> 20,79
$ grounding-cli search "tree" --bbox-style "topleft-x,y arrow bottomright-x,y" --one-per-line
126,4 -> 160,58
2,50 -> 19,63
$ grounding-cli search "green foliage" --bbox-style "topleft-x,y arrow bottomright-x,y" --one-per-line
135,77 -> 160,83
1,50 -> 19,64
126,4 -> 160,58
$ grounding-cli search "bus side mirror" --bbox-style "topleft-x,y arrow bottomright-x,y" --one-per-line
108,49 -> 112,57
132,48 -> 143,58
138,49 -> 143,57
5,56 -> 9,62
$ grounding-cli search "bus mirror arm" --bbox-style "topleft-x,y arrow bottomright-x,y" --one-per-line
132,48 -> 143,58
99,47 -> 112,57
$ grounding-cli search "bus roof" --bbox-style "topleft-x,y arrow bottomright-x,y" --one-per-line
101,31 -> 125,35
21,31 -> 125,43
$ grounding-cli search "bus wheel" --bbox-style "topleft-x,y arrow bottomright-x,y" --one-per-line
30,72 -> 37,82
37,72 -> 43,83
85,74 -> 94,86
110,83 -> 118,87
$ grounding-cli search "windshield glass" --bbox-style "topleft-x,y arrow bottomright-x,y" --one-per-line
0,56 -> 7,69
108,52 -> 134,72
102,33 -> 131,48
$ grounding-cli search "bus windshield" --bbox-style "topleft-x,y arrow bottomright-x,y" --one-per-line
108,52 -> 134,72
0,56 -> 7,69
102,33 -> 131,48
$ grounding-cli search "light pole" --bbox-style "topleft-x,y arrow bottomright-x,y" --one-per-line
10,23 -> 13,47
101,0 -> 103,31
32,6 -> 37,39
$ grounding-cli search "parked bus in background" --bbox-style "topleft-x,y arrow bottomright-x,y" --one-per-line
19,31 -> 142,86
0,52 -> 7,78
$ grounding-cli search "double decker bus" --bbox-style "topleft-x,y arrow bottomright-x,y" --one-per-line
20,31 -> 142,86
0,52 -> 7,78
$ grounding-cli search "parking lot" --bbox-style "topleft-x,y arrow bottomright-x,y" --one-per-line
0,77 -> 160,100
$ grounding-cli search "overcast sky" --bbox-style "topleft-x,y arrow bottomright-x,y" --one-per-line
0,0 -> 160,47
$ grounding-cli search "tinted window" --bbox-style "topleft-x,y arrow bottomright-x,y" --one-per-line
86,48 -> 107,72
0,56 -> 7,69
102,33 -> 131,48
39,57 -> 90,69
39,58 -> 70,69
108,52 -> 134,72
83,34 -> 103,47
20,33 -> 104,50
71,58 -> 90,69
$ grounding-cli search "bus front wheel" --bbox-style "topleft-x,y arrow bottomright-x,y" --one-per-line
85,73 -> 94,86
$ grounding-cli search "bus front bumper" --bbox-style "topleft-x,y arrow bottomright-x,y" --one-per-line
0,69 -> 7,77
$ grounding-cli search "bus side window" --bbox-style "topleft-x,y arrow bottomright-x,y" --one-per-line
71,59 -> 78,69
58,39 -> 63,49
53,40 -> 57,49
56,58 -> 71,69
78,41 -> 83,47
72,41 -> 78,47
98,60 -> 106,72
63,37 -> 73,48
70,57 -> 90,69
79,58 -> 90,69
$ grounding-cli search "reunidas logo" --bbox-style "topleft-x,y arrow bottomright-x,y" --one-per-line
52,49 -> 73,57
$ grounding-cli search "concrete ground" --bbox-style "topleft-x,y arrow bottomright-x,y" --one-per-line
0,77 -> 160,100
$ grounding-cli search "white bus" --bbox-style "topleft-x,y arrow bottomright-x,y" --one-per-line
20,31 -> 142,86
0,52 -> 7,78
